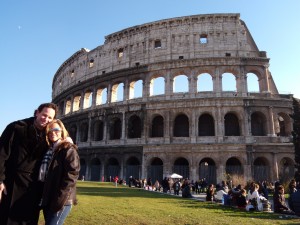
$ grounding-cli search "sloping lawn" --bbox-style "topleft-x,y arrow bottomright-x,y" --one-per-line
39,181 -> 299,225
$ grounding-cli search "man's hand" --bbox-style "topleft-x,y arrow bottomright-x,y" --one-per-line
0,183 -> 7,203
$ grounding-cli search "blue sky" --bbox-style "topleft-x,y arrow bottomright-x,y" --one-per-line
1,0 -> 300,135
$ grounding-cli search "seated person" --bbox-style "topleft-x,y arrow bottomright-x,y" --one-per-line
215,184 -> 228,204
236,189 -> 248,209
206,184 -> 215,202
273,185 -> 295,215
182,183 -> 193,198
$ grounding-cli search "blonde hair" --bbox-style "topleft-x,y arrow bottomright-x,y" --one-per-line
45,119 -> 69,146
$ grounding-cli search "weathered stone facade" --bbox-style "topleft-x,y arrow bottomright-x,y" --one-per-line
51,13 -> 294,185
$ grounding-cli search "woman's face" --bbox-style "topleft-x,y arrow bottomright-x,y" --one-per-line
48,123 -> 62,143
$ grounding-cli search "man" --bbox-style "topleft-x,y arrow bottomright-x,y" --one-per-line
0,103 -> 57,225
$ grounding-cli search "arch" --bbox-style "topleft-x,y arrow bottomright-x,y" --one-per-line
279,157 -> 295,183
79,158 -> 86,180
83,90 -> 93,109
73,94 -> 81,112
247,72 -> 260,92
65,98 -> 71,115
198,114 -> 215,136
275,112 -> 292,136
173,157 -> 189,179
251,112 -> 267,136
253,157 -> 270,181
106,157 -> 120,181
151,115 -> 164,137
174,114 -> 189,137
80,122 -> 88,142
222,73 -> 236,92
90,158 -> 101,181
129,80 -> 143,99
128,115 -> 142,138
197,73 -> 213,92
226,157 -> 243,176
126,157 -> 141,182
69,125 -> 77,144
111,82 -> 124,102
109,117 -> 122,140
96,87 -> 107,105
199,158 -> 216,184
150,76 -> 165,96
224,113 -> 240,136
93,120 -> 104,141
173,75 -> 188,93
148,157 -> 163,183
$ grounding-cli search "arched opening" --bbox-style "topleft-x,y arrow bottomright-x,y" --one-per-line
173,157 -> 189,179
251,112 -> 267,136
80,122 -> 88,142
109,117 -> 122,140
275,113 -> 292,136
126,157 -> 140,183
73,95 -> 81,112
198,114 -> 215,136
83,90 -> 93,109
151,115 -> 164,137
222,73 -> 236,92
79,158 -> 86,180
226,157 -> 243,176
253,157 -> 269,181
247,73 -> 260,93
96,88 -> 107,105
129,80 -> 143,99
69,125 -> 77,144
90,158 -> 101,181
150,77 -> 165,96
279,157 -> 295,183
148,157 -> 163,183
173,75 -> 188,93
111,83 -> 124,102
65,99 -> 71,115
174,114 -> 189,137
93,120 -> 104,141
199,158 -> 216,184
128,115 -> 142,138
197,73 -> 213,92
224,113 -> 240,136
106,158 -> 120,181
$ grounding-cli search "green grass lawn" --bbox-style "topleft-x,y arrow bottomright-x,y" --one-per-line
39,181 -> 299,225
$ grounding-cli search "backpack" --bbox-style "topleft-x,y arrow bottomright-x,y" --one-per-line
174,182 -> 180,191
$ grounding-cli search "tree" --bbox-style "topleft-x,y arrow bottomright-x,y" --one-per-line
291,98 -> 300,181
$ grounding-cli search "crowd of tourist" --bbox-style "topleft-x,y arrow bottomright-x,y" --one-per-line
124,176 -> 300,217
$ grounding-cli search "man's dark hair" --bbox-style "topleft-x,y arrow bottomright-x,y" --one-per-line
34,103 -> 58,118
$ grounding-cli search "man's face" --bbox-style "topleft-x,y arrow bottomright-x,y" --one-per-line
35,107 -> 56,130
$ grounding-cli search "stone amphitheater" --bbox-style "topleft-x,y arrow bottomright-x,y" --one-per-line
51,13 -> 294,185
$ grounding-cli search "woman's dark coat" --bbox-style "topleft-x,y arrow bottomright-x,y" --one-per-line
41,141 -> 80,213
0,117 -> 48,224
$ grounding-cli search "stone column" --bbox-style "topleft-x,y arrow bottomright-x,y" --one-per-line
268,106 -> 276,136
214,68 -> 221,97
107,83 -> 112,104
124,79 -> 129,102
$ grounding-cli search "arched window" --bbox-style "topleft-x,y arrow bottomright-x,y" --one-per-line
197,73 -> 213,92
93,120 -> 104,141
251,112 -> 267,136
151,115 -> 164,137
173,75 -> 188,93
174,114 -> 189,137
128,115 -> 142,138
150,77 -> 165,96
222,73 -> 236,92
198,114 -> 215,136
109,117 -> 122,140
224,113 -> 240,136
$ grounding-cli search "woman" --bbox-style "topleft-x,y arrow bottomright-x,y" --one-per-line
39,119 -> 80,225
273,185 -> 295,215
206,184 -> 215,202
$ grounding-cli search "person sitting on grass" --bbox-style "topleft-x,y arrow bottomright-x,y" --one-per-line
206,184 -> 215,202
182,181 -> 193,198
236,189 -> 248,209
273,185 -> 295,215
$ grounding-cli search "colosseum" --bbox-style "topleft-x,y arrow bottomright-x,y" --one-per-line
51,13 -> 295,185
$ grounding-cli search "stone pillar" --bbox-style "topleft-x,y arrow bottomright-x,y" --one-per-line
216,164 -> 225,184
216,104 -> 224,142
239,67 -> 248,96
268,106 -> 276,136
87,116 -> 92,142
191,110 -> 196,143
124,79 -> 129,102
142,79 -> 149,101
272,153 -> 279,180
263,65 -> 271,93
121,112 -> 126,142
214,68 -> 221,97
107,83 -> 112,104
165,72 -> 172,100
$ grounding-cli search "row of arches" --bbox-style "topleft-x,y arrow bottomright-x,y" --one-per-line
80,155 -> 295,184
59,71 -> 265,116
68,111 -> 291,143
